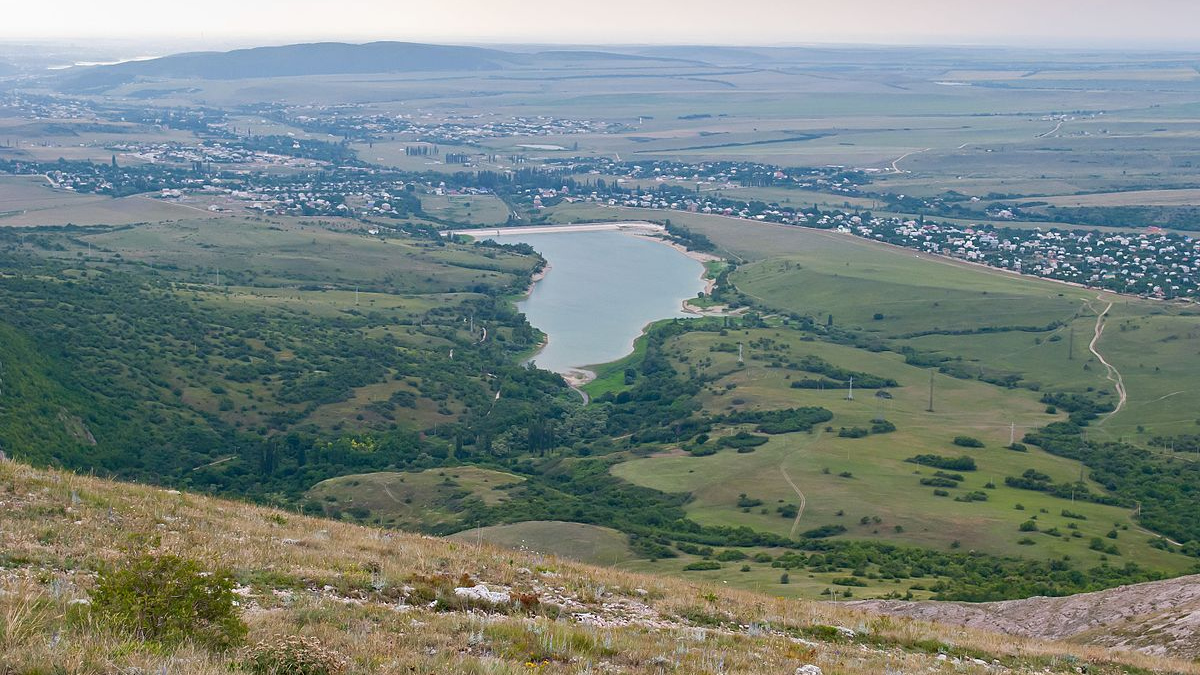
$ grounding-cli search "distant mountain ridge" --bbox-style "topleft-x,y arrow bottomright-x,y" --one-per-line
56,41 -> 692,91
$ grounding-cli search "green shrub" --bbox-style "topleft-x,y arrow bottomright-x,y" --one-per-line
244,634 -> 349,675
952,436 -> 985,448
870,420 -> 896,434
91,554 -> 246,650
954,491 -> 989,503
905,454 -> 976,471
717,431 -> 770,451
736,493 -> 764,508
799,524 -> 847,539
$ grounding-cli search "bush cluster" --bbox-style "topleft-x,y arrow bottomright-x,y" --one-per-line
90,554 -> 246,650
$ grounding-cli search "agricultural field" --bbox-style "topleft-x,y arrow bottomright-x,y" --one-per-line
420,193 -> 512,225
1025,189 -> 1200,208
0,175 -> 206,226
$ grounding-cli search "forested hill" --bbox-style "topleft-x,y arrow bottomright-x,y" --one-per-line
0,220 -> 568,499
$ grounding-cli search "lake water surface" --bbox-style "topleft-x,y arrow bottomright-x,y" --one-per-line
486,230 -> 705,375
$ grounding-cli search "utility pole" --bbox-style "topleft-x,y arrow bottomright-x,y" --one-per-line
926,369 -> 935,412
846,376 -> 854,401
355,285 -> 359,306
737,342 -> 744,364
1068,326 -> 1075,360
1010,422 -> 1016,446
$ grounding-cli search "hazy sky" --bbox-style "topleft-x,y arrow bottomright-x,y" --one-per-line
7,0 -> 1200,49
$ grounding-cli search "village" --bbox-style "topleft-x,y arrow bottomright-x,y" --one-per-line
259,103 -> 622,144
526,183 -> 1200,300
5,116 -> 1198,300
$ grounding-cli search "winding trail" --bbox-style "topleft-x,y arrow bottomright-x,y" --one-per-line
1088,296 -> 1127,422
889,148 -> 931,173
780,465 -> 807,539
779,430 -> 823,538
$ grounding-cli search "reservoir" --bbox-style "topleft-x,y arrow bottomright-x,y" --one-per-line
484,228 -> 706,377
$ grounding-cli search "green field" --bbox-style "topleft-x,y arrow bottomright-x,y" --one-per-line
420,193 -> 512,225
610,327 -> 1186,573
447,521 -> 635,566
0,175 -> 205,226
307,467 -> 526,531
76,216 -> 535,294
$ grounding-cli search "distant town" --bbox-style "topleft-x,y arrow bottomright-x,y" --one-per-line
2,92 -> 1198,300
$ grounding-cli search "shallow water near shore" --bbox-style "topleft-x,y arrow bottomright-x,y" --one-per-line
486,229 -> 705,375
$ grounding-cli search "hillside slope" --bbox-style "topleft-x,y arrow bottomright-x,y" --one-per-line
55,41 -> 679,91
851,576 -> 1200,659
1,457 -> 1195,674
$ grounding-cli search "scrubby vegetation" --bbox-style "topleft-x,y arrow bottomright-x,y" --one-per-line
1,459 -> 1193,675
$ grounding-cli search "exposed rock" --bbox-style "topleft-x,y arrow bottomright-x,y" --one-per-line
454,584 -> 510,605
849,574 -> 1200,659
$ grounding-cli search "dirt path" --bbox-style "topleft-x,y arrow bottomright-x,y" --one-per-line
780,465 -> 807,538
381,481 -> 401,504
889,148 -> 930,173
1088,296 -> 1127,421
192,456 -> 235,471
779,430 -> 823,538
1038,119 -> 1065,138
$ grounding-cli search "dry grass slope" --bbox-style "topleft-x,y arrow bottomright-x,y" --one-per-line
1,457 -> 1195,674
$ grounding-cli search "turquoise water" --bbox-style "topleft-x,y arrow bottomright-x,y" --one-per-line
487,230 -> 705,374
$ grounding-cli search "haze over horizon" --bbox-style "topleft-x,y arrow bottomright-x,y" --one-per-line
6,0 -> 1200,52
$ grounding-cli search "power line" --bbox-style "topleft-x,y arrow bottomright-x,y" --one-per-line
926,369 -> 935,413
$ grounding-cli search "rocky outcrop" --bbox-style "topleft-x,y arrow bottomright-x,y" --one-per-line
849,574 -> 1200,658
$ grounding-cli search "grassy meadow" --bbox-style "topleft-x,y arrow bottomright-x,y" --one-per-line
611,328 -> 1188,577
307,467 -> 525,532
448,521 -> 637,566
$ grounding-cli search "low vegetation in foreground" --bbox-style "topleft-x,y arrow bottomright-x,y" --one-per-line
2,458 -> 1196,675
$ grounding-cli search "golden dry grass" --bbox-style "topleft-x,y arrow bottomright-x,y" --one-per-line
0,458 -> 1194,674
